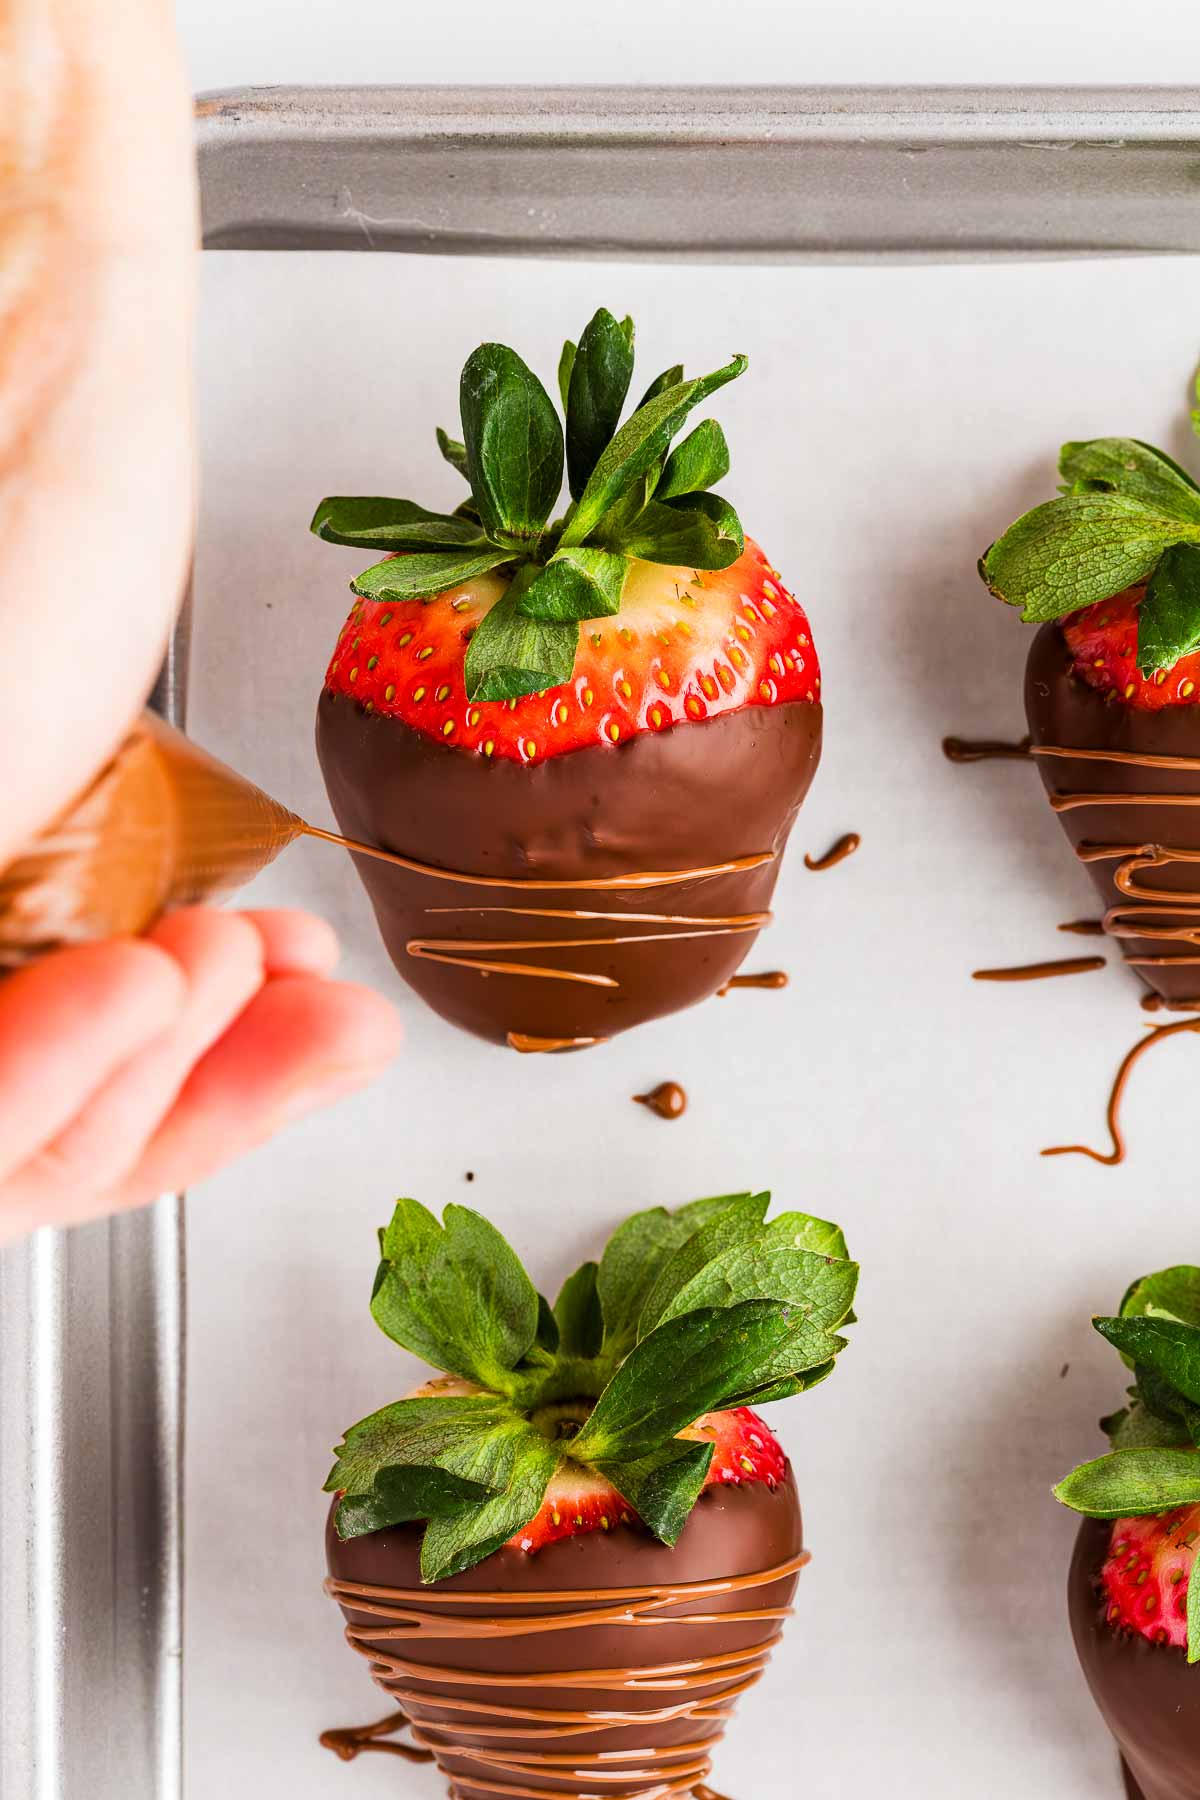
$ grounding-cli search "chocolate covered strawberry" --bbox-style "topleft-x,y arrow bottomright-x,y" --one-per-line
982,428 -> 1200,1015
322,1191 -> 857,1797
1058,1265 -> 1200,1799
312,309 -> 821,1050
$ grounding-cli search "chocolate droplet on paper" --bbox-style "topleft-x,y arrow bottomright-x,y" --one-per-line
633,1081 -> 687,1120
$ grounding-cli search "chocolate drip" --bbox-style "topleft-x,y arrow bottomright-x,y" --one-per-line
972,956 -> 1105,983
1041,1019 -> 1200,1166
633,1081 -> 687,1120
325,1479 -> 804,1800
803,832 -> 860,872
941,734 -> 1032,762
316,696 -> 821,1046
320,1709 -> 432,1763
717,970 -> 789,996
1058,919 -> 1106,937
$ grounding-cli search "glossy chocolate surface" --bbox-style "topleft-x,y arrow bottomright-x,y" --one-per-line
316,694 -> 821,1044
1026,625 -> 1200,1010
326,1475 -> 803,1800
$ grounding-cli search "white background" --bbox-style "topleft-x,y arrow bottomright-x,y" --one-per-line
180,6 -> 1200,1798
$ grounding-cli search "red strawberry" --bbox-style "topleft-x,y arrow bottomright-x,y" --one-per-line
507,1408 -> 787,1553
324,540 -> 819,765
1099,1509 -> 1200,1648
1062,587 -> 1200,710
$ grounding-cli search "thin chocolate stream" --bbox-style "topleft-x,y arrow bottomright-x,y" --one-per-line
1058,919 -> 1106,937
323,1555 -> 808,1800
1041,1018 -> 1200,1166
941,734 -> 1032,762
633,1081 -> 687,1120
972,956 -> 1106,983
717,970 -> 789,996
803,832 -> 860,872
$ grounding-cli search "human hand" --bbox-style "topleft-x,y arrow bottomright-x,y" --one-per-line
0,906 -> 400,1246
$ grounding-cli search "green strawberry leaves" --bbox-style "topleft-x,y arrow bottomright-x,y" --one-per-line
332,1192 -> 856,1580
981,432 -> 1200,674
517,548 -> 628,622
595,1439 -> 715,1546
1055,1266 -> 1200,1654
370,1200 -> 540,1391
658,420 -> 730,500
463,570 -> 581,702
351,547 -> 511,604
561,356 -> 747,547
419,1433 -> 562,1583
553,1262 -> 604,1360
313,310 -> 751,700
568,1301 -> 817,1463
311,496 -> 486,550
564,309 -> 635,500
1054,1446 -> 1200,1517
459,344 -> 564,551
1137,542 -> 1200,673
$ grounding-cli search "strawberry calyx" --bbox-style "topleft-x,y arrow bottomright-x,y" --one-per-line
980,426 -> 1200,680
311,308 -> 752,704
326,1193 -> 857,1583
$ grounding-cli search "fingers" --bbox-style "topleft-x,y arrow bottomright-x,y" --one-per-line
238,909 -> 341,979
109,973 -> 401,1212
17,909 -> 268,1198
0,937 -> 186,1179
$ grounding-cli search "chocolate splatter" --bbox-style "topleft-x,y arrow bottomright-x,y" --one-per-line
972,956 -> 1105,983
803,832 -> 860,872
942,734 -> 1032,762
633,1081 -> 687,1120
718,970 -> 789,996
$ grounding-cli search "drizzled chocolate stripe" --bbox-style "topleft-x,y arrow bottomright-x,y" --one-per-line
1033,745 -> 1200,980
323,1555 -> 808,1800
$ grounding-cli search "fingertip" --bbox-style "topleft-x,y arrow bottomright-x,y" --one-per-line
144,905 -> 265,984
239,909 -> 341,978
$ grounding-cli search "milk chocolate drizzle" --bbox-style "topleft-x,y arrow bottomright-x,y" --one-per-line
972,956 -> 1106,983
717,970 -> 789,996
323,1554 -> 808,1800
941,735 -> 1032,763
1058,920 -> 1106,937
1041,1019 -> 1200,1166
307,825 -> 779,997
803,833 -> 860,872
633,1081 -> 688,1120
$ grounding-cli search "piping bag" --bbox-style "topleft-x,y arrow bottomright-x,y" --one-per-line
0,712 -> 362,970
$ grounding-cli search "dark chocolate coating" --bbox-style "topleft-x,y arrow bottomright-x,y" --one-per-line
326,1475 -> 802,1800
1026,625 -> 1200,1009
1069,1517 -> 1200,1800
316,694 -> 820,1045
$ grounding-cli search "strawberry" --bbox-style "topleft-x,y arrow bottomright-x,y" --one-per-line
325,1191 -> 856,1582
507,1407 -> 787,1552
323,541 -> 818,764
1062,587 -> 1200,710
1098,1509 -> 1200,1648
312,308 -> 823,1047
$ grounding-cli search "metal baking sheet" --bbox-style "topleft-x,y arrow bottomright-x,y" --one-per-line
3,85 -> 1200,1800
196,85 -> 1200,258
